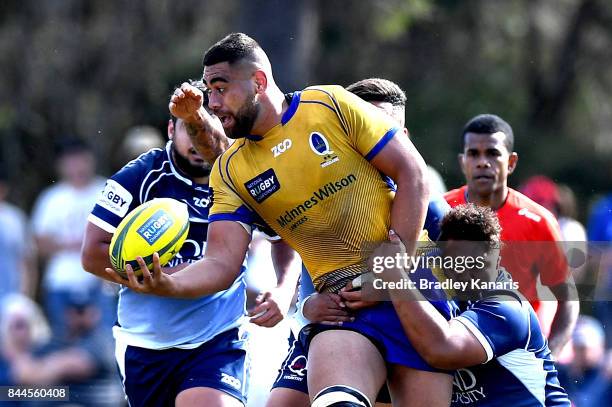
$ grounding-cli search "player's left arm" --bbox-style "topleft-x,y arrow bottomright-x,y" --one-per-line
538,214 -> 580,356
249,240 -> 301,327
369,131 -> 429,258
548,282 -> 579,357
381,232 -> 487,369
334,86 -> 429,257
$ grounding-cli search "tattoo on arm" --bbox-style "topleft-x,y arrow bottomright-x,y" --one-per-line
185,120 -> 230,163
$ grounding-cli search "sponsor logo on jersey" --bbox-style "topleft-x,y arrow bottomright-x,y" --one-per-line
309,132 -> 333,156
245,168 -> 280,203
97,179 -> 133,217
309,132 -> 339,167
276,173 -> 357,229
288,355 -> 307,377
271,139 -> 292,157
136,210 -> 174,245
518,208 -> 542,222
220,372 -> 242,390
452,368 -> 486,404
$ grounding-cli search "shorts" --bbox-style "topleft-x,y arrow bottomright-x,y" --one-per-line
272,329 -> 394,403
271,330 -> 309,393
301,299 -> 458,373
116,328 -> 248,407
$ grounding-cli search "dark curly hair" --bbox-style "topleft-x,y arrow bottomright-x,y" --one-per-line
438,204 -> 501,249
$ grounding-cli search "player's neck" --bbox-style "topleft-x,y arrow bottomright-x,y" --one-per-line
466,185 -> 508,210
193,175 -> 209,184
250,86 -> 286,137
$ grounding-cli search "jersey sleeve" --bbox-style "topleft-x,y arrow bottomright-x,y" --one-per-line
88,161 -> 145,233
454,299 -> 529,362
329,86 -> 400,161
208,157 -> 258,228
536,212 -> 570,287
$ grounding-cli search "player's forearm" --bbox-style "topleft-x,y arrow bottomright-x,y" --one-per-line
391,153 -> 429,255
548,299 -> 580,356
168,257 -> 242,298
81,241 -> 118,283
271,241 -> 300,290
385,268 -> 455,365
184,108 -> 229,164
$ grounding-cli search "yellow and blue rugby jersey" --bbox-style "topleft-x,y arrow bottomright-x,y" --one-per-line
209,85 -> 400,292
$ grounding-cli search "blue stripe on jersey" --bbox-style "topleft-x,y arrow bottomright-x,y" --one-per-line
90,146 -> 247,349
209,205 -> 255,225
281,92 -> 302,125
365,127 -> 399,161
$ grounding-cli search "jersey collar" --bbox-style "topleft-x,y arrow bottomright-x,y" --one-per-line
244,92 -> 301,141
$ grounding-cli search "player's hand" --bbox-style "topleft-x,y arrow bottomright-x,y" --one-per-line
249,287 -> 292,328
103,253 -> 178,297
169,82 -> 206,122
303,293 -> 353,325
339,281 -> 379,311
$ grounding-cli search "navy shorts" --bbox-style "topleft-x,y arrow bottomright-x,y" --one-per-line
117,328 -> 248,407
301,299 -> 458,373
273,328 -> 394,403
271,330 -> 308,393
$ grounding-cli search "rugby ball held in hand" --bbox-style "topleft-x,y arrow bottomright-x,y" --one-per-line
109,198 -> 189,278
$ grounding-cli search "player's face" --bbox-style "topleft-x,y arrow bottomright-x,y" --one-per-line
442,240 -> 499,297
204,62 -> 260,139
460,132 -> 517,198
58,151 -> 95,187
169,119 -> 212,178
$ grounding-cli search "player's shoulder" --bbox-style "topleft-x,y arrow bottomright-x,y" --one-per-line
210,139 -> 249,181
301,84 -> 346,101
471,291 -> 530,331
443,186 -> 467,207
505,188 -> 559,227
119,147 -> 167,174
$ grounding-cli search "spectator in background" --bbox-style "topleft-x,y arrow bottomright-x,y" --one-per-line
587,193 -> 612,347
0,174 -> 36,299
0,294 -> 51,386
557,183 -> 588,282
557,315 -> 612,406
520,177 -> 588,281
30,139 -> 108,338
30,290 -> 121,406
114,125 -> 165,171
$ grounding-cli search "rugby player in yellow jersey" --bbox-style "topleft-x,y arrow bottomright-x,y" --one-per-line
113,33 -> 454,406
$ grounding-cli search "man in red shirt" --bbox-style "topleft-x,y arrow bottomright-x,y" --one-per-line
445,113 -> 579,357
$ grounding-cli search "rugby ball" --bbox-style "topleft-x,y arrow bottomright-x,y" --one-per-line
109,198 -> 190,278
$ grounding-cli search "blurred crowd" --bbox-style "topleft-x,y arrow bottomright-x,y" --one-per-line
0,127 -> 610,407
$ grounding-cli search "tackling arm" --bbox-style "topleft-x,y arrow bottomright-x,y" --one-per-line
382,233 -> 488,370
389,287 -> 487,369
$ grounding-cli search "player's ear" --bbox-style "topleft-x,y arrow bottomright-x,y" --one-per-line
507,152 -> 518,174
253,70 -> 268,95
167,119 -> 175,140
